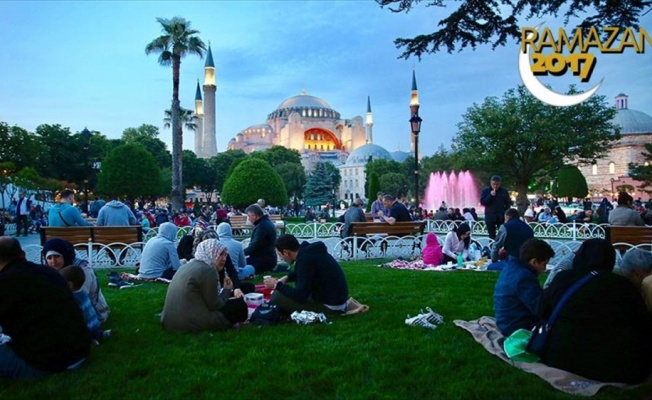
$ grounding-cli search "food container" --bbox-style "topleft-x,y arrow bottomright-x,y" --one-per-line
244,292 -> 264,307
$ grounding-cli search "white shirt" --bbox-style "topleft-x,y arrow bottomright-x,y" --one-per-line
442,231 -> 466,259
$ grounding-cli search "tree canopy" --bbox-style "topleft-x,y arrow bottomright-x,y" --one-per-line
377,0 -> 651,58
221,158 -> 288,208
98,143 -> 161,199
454,85 -> 619,212
629,143 -> 652,195
249,145 -> 302,168
303,162 -> 336,208
552,165 -> 588,201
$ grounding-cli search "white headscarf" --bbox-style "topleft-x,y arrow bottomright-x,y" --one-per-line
194,239 -> 226,267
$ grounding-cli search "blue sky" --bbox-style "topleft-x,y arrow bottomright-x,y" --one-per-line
1,1 -> 651,157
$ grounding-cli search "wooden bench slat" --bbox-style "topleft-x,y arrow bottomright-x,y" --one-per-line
606,226 -> 652,251
40,226 -> 142,246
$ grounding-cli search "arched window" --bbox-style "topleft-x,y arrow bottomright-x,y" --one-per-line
609,162 -> 615,174
592,164 -> 598,175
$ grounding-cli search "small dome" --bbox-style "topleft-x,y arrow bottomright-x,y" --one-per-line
613,108 -> 652,134
390,150 -> 411,163
277,94 -> 332,110
346,144 -> 393,165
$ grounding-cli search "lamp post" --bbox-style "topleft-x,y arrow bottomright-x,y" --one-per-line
80,127 -> 92,214
330,172 -> 337,218
610,178 -> 615,200
409,70 -> 422,208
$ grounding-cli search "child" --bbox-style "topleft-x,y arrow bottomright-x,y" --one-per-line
59,265 -> 110,344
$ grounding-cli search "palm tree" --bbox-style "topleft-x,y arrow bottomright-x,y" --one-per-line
163,107 -> 197,132
145,17 -> 206,212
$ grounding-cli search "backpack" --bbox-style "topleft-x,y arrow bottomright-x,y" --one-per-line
249,303 -> 281,326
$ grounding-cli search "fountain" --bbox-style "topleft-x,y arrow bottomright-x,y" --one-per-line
424,170 -> 480,211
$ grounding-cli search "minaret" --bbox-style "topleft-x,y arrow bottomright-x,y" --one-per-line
410,69 -> 419,156
194,80 -> 204,157
365,96 -> 373,144
202,44 -> 217,158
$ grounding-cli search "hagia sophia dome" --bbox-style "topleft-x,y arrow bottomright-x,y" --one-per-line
346,143 -> 394,165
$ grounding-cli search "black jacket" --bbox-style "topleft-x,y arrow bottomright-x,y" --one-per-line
244,215 -> 277,259
276,241 -> 348,306
0,260 -> 91,372
480,187 -> 512,223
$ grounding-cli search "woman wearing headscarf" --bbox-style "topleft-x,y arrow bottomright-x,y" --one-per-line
41,238 -> 110,322
161,239 -> 248,332
539,239 -> 652,383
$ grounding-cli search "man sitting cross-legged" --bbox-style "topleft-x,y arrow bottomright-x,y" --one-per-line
265,234 -> 348,316
493,238 -> 554,337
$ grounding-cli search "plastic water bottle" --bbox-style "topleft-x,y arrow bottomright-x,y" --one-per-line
457,252 -> 464,268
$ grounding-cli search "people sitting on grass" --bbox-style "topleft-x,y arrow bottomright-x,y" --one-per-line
539,238 -> 652,384
217,222 -> 255,281
42,238 -> 110,322
139,222 -> 181,280
493,238 -> 554,337
0,236 -> 91,378
265,234 -> 348,316
161,239 -> 248,333
422,232 -> 444,266
441,223 -> 471,264
619,248 -> 652,313
59,265 -> 111,344
48,189 -> 93,227
243,204 -> 278,274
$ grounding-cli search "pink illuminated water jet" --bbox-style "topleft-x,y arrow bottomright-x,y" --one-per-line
424,170 -> 480,211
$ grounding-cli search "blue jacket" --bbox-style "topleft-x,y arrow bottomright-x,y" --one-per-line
493,257 -> 542,336
138,223 -> 181,279
96,200 -> 137,226
48,203 -> 92,227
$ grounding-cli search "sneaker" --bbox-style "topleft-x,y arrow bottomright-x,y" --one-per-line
116,280 -> 142,289
405,314 -> 438,330
420,307 -> 444,325
107,272 -> 121,287
102,330 -> 111,338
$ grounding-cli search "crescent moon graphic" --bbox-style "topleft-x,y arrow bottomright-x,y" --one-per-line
519,28 -> 603,107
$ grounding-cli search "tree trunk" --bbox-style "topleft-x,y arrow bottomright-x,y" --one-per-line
170,56 -> 183,212
515,181 -> 529,216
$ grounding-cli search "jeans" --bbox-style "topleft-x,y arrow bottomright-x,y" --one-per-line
0,344 -> 52,379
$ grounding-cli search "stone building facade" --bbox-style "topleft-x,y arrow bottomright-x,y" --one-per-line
578,94 -> 652,199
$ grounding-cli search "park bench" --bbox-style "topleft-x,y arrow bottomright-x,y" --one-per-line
344,221 -> 427,258
605,225 -> 652,252
40,226 -> 144,268
40,226 -> 143,246
229,214 -> 285,236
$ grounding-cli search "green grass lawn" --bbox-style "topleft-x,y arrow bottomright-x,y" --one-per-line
1,261 -> 649,399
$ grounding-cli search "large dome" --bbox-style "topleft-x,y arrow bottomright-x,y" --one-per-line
277,94 -> 332,110
346,143 -> 393,165
613,108 -> 652,134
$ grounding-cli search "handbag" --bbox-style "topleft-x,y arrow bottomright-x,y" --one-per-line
249,303 -> 281,326
526,270 -> 598,356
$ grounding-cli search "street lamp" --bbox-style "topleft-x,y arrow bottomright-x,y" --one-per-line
409,70 -> 422,208
330,172 -> 337,218
610,178 -> 616,200
80,127 -> 92,214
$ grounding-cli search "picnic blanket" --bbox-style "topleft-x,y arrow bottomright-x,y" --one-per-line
379,258 -> 488,272
120,272 -> 171,284
454,316 -> 650,396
